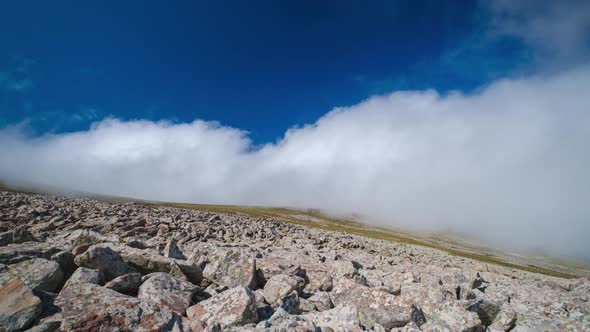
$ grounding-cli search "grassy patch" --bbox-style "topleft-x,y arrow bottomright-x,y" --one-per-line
0,182 -> 576,279
147,202 -> 577,279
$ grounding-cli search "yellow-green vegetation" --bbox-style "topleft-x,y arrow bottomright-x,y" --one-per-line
0,182 -> 577,279
147,202 -> 577,279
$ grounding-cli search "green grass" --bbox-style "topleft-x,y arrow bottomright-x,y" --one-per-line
147,201 -> 577,279
0,182 -> 577,279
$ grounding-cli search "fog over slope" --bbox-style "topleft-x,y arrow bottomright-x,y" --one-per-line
2,65 -> 590,260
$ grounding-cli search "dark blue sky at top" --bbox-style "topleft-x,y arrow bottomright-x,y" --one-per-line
0,1 -> 531,143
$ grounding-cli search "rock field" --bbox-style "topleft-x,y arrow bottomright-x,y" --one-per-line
0,190 -> 588,331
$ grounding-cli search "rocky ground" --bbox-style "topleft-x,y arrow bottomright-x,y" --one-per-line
0,191 -> 588,332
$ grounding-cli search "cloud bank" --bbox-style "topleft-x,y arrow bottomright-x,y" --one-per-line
485,0 -> 590,65
2,65 -> 590,260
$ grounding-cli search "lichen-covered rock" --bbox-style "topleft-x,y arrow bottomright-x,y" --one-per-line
258,307 -> 315,330
329,260 -> 358,279
7,259 -> 63,292
422,302 -> 483,331
303,304 -> 361,330
186,286 -> 258,326
331,277 -> 414,329
164,238 -> 185,260
304,269 -> 333,292
263,274 -> 305,304
55,282 -> 181,331
12,226 -> 37,244
202,249 -> 256,289
62,267 -> 104,289
49,251 -> 76,277
275,290 -> 300,314
1,191 -> 589,331
0,242 -> 62,266
21,321 -> 61,332
73,244 -> 131,281
307,291 -> 333,311
488,304 -> 517,332
104,272 -> 142,295
116,246 -> 202,284
0,279 -> 42,332
138,272 -> 198,313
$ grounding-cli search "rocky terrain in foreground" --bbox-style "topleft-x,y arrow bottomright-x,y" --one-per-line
0,191 -> 588,332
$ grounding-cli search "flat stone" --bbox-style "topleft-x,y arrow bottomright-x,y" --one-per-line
138,272 -> 199,313
307,291 -> 334,311
186,286 -> 258,327
62,267 -> 104,290
303,304 -> 361,330
55,282 -> 181,331
116,246 -> 202,284
202,249 -> 256,289
0,279 -> 42,332
7,258 -> 64,293
73,244 -> 132,281
263,274 -> 305,304
104,272 -> 142,295
331,277 -> 414,329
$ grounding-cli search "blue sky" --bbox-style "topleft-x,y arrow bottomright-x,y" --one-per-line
1,1 -> 590,259
0,0 -> 534,143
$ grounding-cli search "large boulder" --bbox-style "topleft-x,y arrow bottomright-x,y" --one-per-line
303,304 -> 361,330
50,251 -> 76,277
0,279 -> 42,332
202,249 -> 256,289
62,267 -> 104,290
422,302 -> 482,331
138,272 -> 199,314
331,277 -> 415,329
7,259 -> 63,292
304,269 -> 333,292
0,242 -> 63,265
186,286 -> 258,327
307,291 -> 333,311
74,244 -> 132,281
164,238 -> 185,260
259,307 -> 315,330
55,282 -> 181,331
11,226 -> 36,244
263,274 -> 305,304
104,272 -> 142,295
117,246 -> 202,284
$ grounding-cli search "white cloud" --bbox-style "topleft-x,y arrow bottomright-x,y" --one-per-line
485,0 -> 590,64
2,65 -> 590,260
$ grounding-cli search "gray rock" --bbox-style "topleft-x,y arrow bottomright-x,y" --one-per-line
104,272 -> 142,295
22,321 -> 61,332
0,279 -> 42,332
117,246 -> 202,284
263,274 -> 305,304
307,291 -> 333,311
49,251 -> 76,276
262,307 -> 314,330
164,238 -> 185,260
55,282 -> 181,331
62,267 -> 104,289
12,226 -> 36,244
303,304 -> 361,330
304,269 -> 333,292
74,244 -> 131,281
331,277 -> 414,329
186,286 -> 258,326
202,249 -> 257,289
138,272 -> 199,313
7,259 -> 63,292
275,290 -> 300,314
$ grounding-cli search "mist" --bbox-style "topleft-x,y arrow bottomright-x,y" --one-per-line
2,65 -> 590,261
